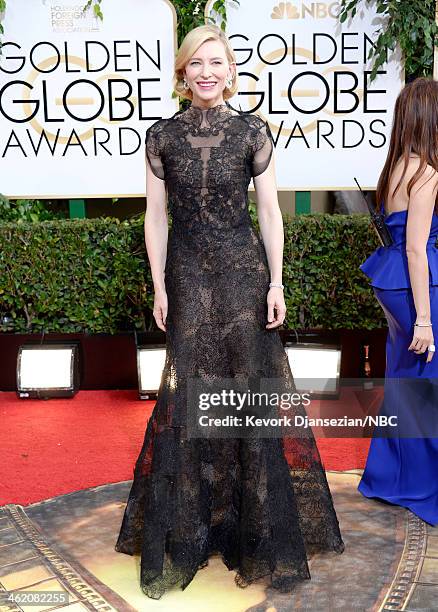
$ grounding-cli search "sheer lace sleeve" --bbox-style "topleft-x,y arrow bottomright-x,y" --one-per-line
145,121 -> 165,180
251,118 -> 274,177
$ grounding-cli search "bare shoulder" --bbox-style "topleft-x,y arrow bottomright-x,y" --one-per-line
422,163 -> 438,181
392,157 -> 438,191
410,161 -> 438,194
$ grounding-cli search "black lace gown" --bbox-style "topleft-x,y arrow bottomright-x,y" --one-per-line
114,100 -> 344,599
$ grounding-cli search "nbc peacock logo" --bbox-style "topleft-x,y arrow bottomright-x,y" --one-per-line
270,1 -> 341,19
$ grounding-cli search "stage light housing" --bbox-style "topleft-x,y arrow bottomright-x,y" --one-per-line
137,344 -> 166,400
16,342 -> 80,399
285,342 -> 341,398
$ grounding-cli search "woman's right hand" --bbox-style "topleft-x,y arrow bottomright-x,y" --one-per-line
408,325 -> 434,362
153,288 -> 168,331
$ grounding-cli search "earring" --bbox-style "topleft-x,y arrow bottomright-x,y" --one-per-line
225,74 -> 233,89
183,77 -> 189,90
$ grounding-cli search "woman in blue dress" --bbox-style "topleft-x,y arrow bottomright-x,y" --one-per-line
358,77 -> 438,526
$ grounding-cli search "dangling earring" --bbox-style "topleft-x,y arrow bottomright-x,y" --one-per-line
225,74 -> 233,89
183,77 -> 190,90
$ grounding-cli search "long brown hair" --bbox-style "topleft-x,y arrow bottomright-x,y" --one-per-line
376,77 -> 438,212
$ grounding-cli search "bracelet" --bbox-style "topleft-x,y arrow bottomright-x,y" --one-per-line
414,322 -> 432,327
269,282 -> 284,290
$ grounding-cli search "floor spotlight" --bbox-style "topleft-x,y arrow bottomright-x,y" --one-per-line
285,342 -> 341,398
137,344 -> 167,400
16,342 -> 81,399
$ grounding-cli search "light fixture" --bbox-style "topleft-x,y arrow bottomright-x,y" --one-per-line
137,344 -> 167,400
285,342 -> 342,398
16,342 -> 81,399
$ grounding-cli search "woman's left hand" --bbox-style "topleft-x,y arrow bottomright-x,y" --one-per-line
266,287 -> 286,329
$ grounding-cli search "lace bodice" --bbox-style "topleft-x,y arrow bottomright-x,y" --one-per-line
145,100 -> 274,233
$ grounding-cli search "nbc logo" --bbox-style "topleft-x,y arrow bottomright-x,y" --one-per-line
271,1 -> 341,19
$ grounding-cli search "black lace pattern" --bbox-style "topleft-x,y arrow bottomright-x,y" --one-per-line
114,100 -> 345,599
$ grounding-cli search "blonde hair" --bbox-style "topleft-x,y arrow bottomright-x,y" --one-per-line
173,24 -> 238,102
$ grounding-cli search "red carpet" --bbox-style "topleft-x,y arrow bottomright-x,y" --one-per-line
0,390 -> 370,506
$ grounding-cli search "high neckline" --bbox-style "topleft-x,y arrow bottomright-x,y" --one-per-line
182,100 -> 235,130
189,100 -> 229,112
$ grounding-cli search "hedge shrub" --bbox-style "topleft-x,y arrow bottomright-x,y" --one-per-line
0,212 -> 384,333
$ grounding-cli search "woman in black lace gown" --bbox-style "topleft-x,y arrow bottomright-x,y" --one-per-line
115,24 -> 344,600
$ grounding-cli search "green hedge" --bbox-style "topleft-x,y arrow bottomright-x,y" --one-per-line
0,212 -> 385,333
281,212 -> 383,330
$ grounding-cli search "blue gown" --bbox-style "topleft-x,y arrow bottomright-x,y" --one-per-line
358,203 -> 438,526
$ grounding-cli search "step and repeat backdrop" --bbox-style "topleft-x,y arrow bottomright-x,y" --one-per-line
0,0 -> 178,198
0,0 -> 405,198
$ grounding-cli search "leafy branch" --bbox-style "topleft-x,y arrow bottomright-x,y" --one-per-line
81,0 -> 238,45
1,1 -> 238,59
339,0 -> 438,80
0,0 -> 5,36
82,0 -> 103,20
